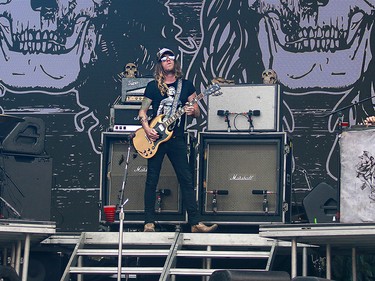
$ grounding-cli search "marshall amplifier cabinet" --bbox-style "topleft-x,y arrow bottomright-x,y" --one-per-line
197,132 -> 292,224
100,132 -> 191,223
207,84 -> 281,132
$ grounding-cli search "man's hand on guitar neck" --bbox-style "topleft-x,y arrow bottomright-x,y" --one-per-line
185,104 -> 195,116
186,93 -> 200,118
364,116 -> 375,126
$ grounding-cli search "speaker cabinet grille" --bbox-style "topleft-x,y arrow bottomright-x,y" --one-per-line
100,132 -> 186,223
205,143 -> 278,212
198,132 -> 292,224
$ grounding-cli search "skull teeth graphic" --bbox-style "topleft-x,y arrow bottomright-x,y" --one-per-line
1,16 -> 87,55
267,11 -> 364,53
255,0 -> 374,89
0,0 -> 110,89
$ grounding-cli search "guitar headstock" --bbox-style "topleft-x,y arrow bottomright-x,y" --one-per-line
205,83 -> 222,97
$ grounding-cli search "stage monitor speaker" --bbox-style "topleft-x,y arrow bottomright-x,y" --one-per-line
303,182 -> 338,223
209,270 -> 290,281
100,132 -> 187,223
198,132 -> 292,224
0,154 -> 52,221
2,117 -> 45,155
207,84 -> 281,132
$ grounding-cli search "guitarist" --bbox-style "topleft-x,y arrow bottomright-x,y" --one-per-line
138,47 -> 218,233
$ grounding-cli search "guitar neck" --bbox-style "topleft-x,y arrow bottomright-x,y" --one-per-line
164,93 -> 204,127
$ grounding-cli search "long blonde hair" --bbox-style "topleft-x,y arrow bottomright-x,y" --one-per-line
154,59 -> 183,95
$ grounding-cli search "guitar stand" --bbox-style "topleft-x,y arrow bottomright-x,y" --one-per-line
116,135 -> 134,281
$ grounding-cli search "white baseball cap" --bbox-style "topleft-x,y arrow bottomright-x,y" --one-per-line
157,48 -> 175,61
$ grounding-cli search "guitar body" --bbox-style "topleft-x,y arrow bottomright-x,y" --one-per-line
133,114 -> 174,159
132,84 -> 221,159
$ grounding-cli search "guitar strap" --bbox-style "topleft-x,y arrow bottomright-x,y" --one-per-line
168,79 -> 182,127
170,79 -> 182,116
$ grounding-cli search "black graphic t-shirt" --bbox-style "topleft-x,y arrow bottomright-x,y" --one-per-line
144,79 -> 196,137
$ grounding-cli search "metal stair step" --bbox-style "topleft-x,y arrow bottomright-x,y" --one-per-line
176,250 -> 270,258
77,249 -> 169,256
69,267 -> 266,276
76,249 -> 270,259
82,232 -> 178,246
169,268 -> 265,276
60,232 -> 279,281
70,266 -> 163,274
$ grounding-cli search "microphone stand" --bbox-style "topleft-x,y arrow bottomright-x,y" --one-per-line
262,194 -> 269,214
247,112 -> 254,132
116,135 -> 133,281
225,112 -> 231,132
212,193 -> 218,213
323,95 -> 375,119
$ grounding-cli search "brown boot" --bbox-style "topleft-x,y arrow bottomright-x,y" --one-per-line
191,222 -> 218,233
144,223 -> 155,232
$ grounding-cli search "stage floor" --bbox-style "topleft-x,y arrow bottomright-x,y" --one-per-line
259,222 -> 375,280
0,219 -> 56,281
259,222 -> 375,251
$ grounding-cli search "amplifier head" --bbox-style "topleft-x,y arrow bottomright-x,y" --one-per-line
109,105 -> 153,131
121,77 -> 154,103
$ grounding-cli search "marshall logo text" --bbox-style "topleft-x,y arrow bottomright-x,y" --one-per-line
134,166 -> 147,173
229,174 -> 256,181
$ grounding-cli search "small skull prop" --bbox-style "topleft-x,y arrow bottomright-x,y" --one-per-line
262,69 -> 278,84
124,63 -> 138,78
211,77 -> 235,85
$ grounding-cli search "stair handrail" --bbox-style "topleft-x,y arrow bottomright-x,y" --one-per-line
159,231 -> 183,281
60,232 -> 86,281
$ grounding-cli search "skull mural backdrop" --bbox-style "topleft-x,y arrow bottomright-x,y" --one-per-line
0,0 -> 110,89
251,0 -> 375,90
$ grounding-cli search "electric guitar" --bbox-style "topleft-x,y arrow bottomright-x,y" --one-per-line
133,84 -> 221,159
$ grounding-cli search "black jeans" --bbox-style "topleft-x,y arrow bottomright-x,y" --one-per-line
144,135 -> 200,225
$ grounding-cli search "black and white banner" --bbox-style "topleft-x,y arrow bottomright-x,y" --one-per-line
340,128 -> 375,223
